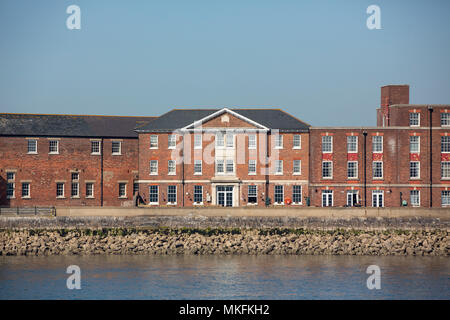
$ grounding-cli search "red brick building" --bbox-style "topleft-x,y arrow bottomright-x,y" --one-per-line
1,85 -> 449,208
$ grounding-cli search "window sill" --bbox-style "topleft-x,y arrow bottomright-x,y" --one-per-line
248,173 -> 256,176
86,197 -> 95,199
373,177 -> 384,180
347,177 -> 359,180
194,147 -> 202,150
22,196 -> 31,199
149,202 -> 159,205
118,197 -> 128,199
275,173 -> 283,175
193,202 -> 204,206
91,153 -> 101,156
27,152 -> 38,155
56,197 -> 66,199
71,196 -> 80,199
112,153 -> 122,156
322,177 -> 333,180
274,147 -> 283,150
273,203 -> 285,205
291,203 -> 302,205
48,152 -> 59,155
167,203 -> 177,205
248,147 -> 257,150
293,173 -> 301,175
150,147 -> 158,150
194,173 -> 203,175
167,173 -> 176,176
322,151 -> 333,154
150,173 -> 158,176
293,147 -> 301,150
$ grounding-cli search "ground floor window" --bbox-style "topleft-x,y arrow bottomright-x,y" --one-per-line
274,185 -> 284,204
194,185 -> 203,204
346,190 -> 359,206
292,185 -> 302,204
322,190 -> 333,207
119,183 -> 126,198
6,182 -> 14,198
71,182 -> 79,197
149,185 -> 158,204
442,191 -> 450,206
86,183 -> 94,198
22,182 -> 30,198
56,183 -> 64,198
248,185 -> 257,204
372,190 -> 384,207
167,185 -> 177,204
410,190 -> 420,207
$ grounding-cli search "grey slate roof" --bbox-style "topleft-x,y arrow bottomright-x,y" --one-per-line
135,108 -> 310,132
0,113 -> 156,138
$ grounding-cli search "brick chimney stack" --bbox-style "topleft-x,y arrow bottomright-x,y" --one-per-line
380,84 -> 409,126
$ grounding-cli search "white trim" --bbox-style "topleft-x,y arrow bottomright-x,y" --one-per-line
180,108 -> 270,131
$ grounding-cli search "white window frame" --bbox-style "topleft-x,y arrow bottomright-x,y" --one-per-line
347,161 -> 358,179
216,160 -> 224,174
193,185 -> 203,205
441,161 -> 450,179
248,160 -> 256,175
56,183 -> 65,198
292,185 -> 302,205
194,134 -> 202,149
247,185 -> 257,205
118,183 -> 127,198
322,136 -> 332,153
149,185 -> 159,204
194,160 -> 202,175
49,140 -> 59,154
372,190 -> 384,207
226,133 -> 234,148
216,132 -> 225,148
409,112 -> 420,127
410,190 -> 420,207
275,135 -> 283,149
347,136 -> 358,153
293,135 -> 301,149
112,141 -> 122,155
274,185 -> 284,205
410,161 -> 420,179
168,160 -> 176,175
150,160 -> 158,175
372,136 -> 383,153
373,161 -> 383,179
86,183 -> 94,198
441,136 -> 450,153
21,182 -> 30,198
226,160 -> 234,173
168,135 -> 177,149
167,185 -> 177,205
91,140 -> 101,155
322,161 -> 333,179
275,160 -> 283,175
71,182 -> 79,198
442,190 -> 450,206
410,136 -> 420,153
150,135 -> 158,149
441,113 -> 450,127
248,134 -> 256,149
293,160 -> 301,175
27,139 -> 37,154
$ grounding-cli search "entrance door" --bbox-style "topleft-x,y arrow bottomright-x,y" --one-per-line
322,190 -> 333,207
372,190 -> 384,207
217,186 -> 233,207
347,191 -> 359,206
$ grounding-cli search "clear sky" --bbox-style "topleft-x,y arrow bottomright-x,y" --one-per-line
1,0 -> 449,126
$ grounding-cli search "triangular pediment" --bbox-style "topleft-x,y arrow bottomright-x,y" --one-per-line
181,108 -> 268,130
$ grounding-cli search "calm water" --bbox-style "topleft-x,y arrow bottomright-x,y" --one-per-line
0,255 -> 448,299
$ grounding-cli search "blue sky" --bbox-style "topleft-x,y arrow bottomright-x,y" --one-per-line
1,0 -> 449,126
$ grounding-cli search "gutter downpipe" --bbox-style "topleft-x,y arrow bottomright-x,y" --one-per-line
265,130 -> 270,207
100,137 -> 104,207
363,131 -> 367,207
429,106 -> 433,207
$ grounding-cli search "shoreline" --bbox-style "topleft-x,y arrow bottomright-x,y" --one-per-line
1,228 -> 448,256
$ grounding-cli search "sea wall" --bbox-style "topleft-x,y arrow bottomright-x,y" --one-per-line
0,215 -> 449,230
0,228 -> 448,256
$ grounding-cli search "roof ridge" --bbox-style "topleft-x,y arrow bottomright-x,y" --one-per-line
0,113 -> 156,118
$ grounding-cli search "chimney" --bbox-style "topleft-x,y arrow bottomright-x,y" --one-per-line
380,84 -> 409,126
